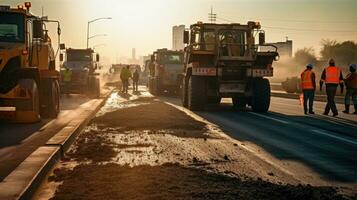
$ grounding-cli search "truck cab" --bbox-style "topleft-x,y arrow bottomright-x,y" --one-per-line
60,48 -> 100,98
181,21 -> 279,112
0,3 -> 61,122
148,48 -> 184,94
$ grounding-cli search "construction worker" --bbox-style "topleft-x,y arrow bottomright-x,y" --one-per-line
343,64 -> 357,114
120,65 -> 132,94
62,67 -> 72,96
320,58 -> 344,117
132,69 -> 140,92
300,63 -> 316,114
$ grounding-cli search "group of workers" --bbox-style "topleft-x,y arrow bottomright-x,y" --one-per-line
120,65 -> 140,93
301,58 -> 357,116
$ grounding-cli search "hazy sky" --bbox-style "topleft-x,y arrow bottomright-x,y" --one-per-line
3,0 -> 357,64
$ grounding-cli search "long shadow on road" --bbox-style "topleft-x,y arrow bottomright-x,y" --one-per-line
196,103 -> 357,183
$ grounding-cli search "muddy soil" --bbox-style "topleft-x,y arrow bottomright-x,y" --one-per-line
47,94 -> 353,200
50,163 -> 346,200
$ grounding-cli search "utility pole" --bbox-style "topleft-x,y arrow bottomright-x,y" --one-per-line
208,6 -> 216,24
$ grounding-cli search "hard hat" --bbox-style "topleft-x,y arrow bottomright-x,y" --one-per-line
306,63 -> 313,68
328,58 -> 335,65
350,64 -> 356,71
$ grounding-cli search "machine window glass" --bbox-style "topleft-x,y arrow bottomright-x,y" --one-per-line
193,32 -> 201,50
0,13 -> 25,42
67,51 -> 92,62
203,30 -> 215,51
219,30 -> 247,56
160,53 -> 183,64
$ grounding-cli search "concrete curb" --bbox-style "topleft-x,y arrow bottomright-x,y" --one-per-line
271,92 -> 344,104
0,89 -> 113,200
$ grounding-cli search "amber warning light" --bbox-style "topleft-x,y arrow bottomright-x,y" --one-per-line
24,2 -> 31,11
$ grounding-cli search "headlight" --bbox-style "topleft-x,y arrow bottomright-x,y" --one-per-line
274,55 -> 280,61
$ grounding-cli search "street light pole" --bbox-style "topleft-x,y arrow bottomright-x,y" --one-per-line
86,17 -> 111,49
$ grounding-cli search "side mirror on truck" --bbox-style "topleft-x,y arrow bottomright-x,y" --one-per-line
259,31 -> 265,45
33,20 -> 43,39
60,43 -> 66,50
59,53 -> 64,62
183,30 -> 189,44
96,54 -> 100,62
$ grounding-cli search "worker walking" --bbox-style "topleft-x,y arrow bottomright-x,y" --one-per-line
120,65 -> 132,94
300,63 -> 316,114
343,64 -> 357,114
132,69 -> 140,92
62,67 -> 72,96
320,58 -> 344,117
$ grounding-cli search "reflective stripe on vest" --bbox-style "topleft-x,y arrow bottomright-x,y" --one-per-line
63,70 -> 72,82
325,66 -> 340,84
301,70 -> 314,90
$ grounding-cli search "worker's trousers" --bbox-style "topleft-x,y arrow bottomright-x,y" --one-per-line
324,85 -> 338,115
303,89 -> 315,113
122,79 -> 129,93
133,81 -> 138,92
345,88 -> 357,105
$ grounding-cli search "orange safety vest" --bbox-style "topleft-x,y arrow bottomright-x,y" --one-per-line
301,70 -> 314,90
345,73 -> 357,88
324,66 -> 341,84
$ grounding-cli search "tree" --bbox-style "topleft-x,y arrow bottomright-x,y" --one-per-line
294,47 -> 318,65
320,39 -> 357,67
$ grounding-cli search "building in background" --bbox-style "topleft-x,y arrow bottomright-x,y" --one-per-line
261,38 -> 293,58
172,25 -> 185,51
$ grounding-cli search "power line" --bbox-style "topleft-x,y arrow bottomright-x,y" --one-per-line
220,14 -> 357,24
262,26 -> 357,33
216,17 -> 357,33
208,6 -> 217,23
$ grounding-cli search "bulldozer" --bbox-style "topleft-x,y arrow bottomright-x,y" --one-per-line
181,21 -> 279,112
0,2 -> 62,123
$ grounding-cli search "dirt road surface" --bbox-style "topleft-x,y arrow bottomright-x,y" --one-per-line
34,89 -> 355,200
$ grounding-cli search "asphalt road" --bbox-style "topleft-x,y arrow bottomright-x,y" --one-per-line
162,96 -> 357,185
0,95 -> 93,181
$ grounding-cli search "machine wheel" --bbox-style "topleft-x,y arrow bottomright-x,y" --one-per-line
87,77 -> 100,98
151,78 -> 159,95
94,78 -> 100,98
181,78 -> 188,107
207,97 -> 221,104
41,79 -> 60,118
17,79 -> 41,122
232,97 -> 247,109
251,78 -> 271,112
187,76 -> 206,111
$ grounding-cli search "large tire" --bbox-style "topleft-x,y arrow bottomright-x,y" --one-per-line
181,78 -> 188,107
207,97 -> 221,104
94,78 -> 100,98
251,78 -> 271,112
41,79 -> 60,118
232,97 -> 247,109
17,79 -> 41,122
87,77 -> 100,98
187,76 -> 206,111
151,78 -> 159,95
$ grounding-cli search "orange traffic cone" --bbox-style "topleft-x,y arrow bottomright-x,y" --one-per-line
299,93 -> 304,106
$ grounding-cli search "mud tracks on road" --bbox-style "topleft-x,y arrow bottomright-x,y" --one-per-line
47,94 -> 350,200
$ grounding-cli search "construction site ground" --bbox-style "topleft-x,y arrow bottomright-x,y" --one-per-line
34,86 -> 356,200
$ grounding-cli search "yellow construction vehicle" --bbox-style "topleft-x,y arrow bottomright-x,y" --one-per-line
0,2 -> 62,123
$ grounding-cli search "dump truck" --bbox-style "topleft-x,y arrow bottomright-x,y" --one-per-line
148,48 -> 184,95
0,2 -> 62,123
181,21 -> 279,112
59,48 -> 100,98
